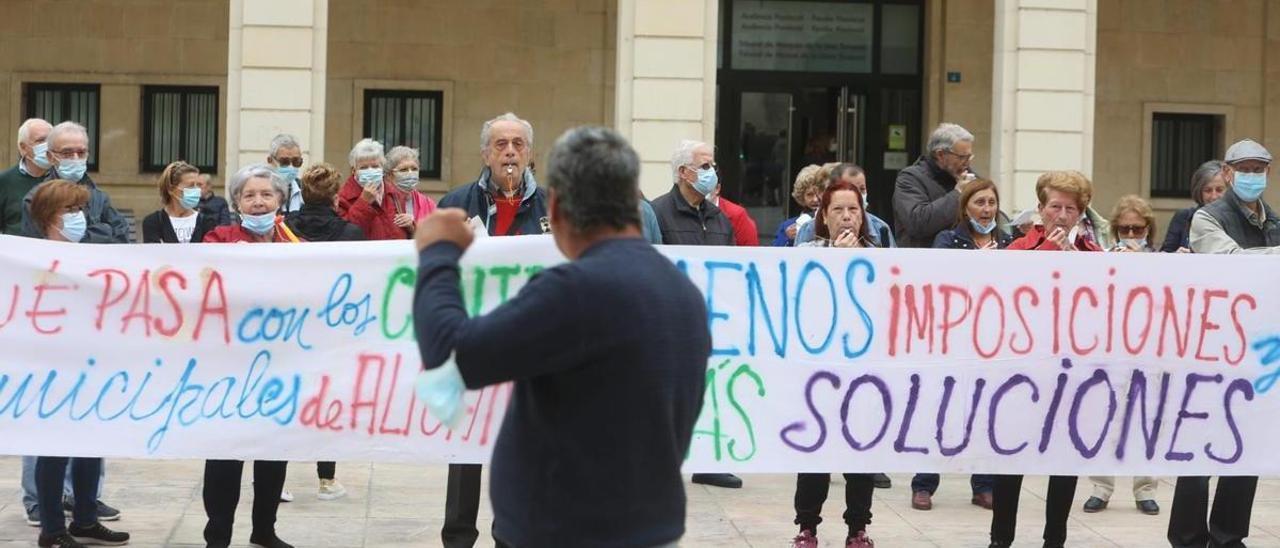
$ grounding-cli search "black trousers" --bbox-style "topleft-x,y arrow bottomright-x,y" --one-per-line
203,460 -> 287,547
1167,476 -> 1257,548
793,473 -> 875,536
442,464 -> 512,548
36,456 -> 100,536
317,461 -> 335,480
990,475 -> 1077,547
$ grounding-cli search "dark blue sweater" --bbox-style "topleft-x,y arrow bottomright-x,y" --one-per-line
414,237 -> 709,548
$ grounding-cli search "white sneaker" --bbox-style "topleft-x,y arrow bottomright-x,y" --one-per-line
318,479 -> 348,501
279,488 -> 294,503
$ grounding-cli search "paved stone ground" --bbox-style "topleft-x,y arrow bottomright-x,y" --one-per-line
1,458 -> 1279,547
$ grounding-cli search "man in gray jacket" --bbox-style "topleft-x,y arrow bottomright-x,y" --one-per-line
20,121 -> 130,243
1173,138 -> 1273,548
892,123 -> 976,248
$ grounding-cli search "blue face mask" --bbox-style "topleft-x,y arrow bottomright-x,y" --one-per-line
414,354 -> 466,430
240,211 -> 276,235
1233,171 -> 1267,202
1119,238 -> 1149,251
57,158 -> 87,182
357,167 -> 383,186
59,211 -> 86,242
276,165 -> 299,182
30,142 -> 50,170
969,218 -> 997,235
180,187 -> 202,210
691,167 -> 718,196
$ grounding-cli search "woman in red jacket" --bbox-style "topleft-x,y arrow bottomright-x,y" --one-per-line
991,171 -> 1100,548
203,164 -> 301,244
336,138 -> 419,240
200,163 -> 298,548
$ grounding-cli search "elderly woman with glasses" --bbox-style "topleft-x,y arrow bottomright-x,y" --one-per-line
26,180 -> 134,548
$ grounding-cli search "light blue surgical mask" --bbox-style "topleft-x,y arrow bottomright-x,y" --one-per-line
180,187 -> 202,210
969,218 -> 997,235
240,211 -> 276,235
1120,238 -> 1149,251
57,158 -> 87,182
1233,171 -> 1267,202
415,354 -> 466,429
691,167 -> 717,196
276,165 -> 299,182
30,142 -> 50,170
59,211 -> 86,242
394,170 -> 419,191
357,167 -> 383,186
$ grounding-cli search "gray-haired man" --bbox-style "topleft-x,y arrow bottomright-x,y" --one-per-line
267,134 -> 305,213
892,122 -> 977,248
414,126 -> 705,548
20,121 -> 130,242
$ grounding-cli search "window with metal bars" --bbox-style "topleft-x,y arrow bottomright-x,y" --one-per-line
24,83 -> 101,171
363,89 -> 444,179
142,86 -> 220,173
1150,113 -> 1221,199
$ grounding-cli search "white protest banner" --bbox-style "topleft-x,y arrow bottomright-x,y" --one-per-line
1,234 -> 1276,475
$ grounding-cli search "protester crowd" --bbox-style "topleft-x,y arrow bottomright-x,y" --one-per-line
3,114 -> 1275,548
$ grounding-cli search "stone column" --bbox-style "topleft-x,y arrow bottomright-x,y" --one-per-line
615,0 -> 719,199
991,0 -> 1097,211
225,0 -> 328,176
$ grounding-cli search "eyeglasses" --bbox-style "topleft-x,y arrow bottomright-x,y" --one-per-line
686,162 -> 718,172
51,148 -> 88,159
1115,224 -> 1148,236
944,150 -> 973,161
274,157 -> 303,167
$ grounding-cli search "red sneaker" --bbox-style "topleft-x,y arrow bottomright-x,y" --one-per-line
847,530 -> 876,548
791,529 -> 818,548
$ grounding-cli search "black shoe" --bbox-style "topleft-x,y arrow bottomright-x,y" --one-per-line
67,522 -> 130,546
987,544 -> 1010,548
38,532 -> 88,548
1137,499 -> 1160,515
873,473 -> 892,488
95,501 -> 121,522
691,473 -> 743,489
249,532 -> 295,548
61,499 -> 121,522
1082,496 -> 1108,513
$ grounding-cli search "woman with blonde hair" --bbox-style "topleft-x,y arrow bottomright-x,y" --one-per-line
1107,194 -> 1158,252
771,164 -> 825,246
142,161 -> 217,244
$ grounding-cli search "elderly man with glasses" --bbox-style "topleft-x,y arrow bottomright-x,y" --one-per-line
651,139 -> 736,247
892,122 -> 979,248
20,121 -> 129,243
266,133 -> 305,213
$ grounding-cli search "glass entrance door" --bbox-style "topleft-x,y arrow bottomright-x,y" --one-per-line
726,86 -> 866,243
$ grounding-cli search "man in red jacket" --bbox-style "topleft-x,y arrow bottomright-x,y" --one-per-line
708,181 -> 759,246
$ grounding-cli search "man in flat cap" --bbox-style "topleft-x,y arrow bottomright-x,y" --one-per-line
1188,138 -> 1280,254
1171,139 -> 1273,548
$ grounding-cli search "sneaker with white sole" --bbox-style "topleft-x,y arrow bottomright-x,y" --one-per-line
26,506 -> 40,527
67,522 -> 130,546
278,488 -> 294,503
317,479 -> 347,501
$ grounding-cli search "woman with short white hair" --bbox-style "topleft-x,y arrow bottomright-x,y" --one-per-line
386,145 -> 437,224
335,138 -> 420,240
202,164 -> 301,243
